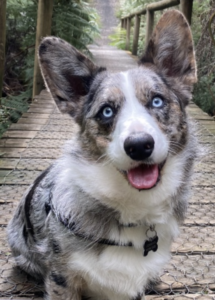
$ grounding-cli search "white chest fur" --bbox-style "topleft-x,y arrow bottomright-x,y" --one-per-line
69,222 -> 177,300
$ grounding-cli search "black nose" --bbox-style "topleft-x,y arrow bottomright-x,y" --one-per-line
124,133 -> 154,161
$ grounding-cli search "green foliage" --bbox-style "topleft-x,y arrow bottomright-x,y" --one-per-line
111,0 -> 162,55
191,0 -> 211,44
109,27 -> 126,50
0,91 -> 30,137
0,0 -> 100,137
118,0 -> 152,18
114,0 -> 215,116
193,74 -> 215,116
192,0 -> 215,115
52,0 -> 99,53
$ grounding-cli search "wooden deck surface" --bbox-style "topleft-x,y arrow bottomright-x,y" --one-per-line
0,46 -> 215,299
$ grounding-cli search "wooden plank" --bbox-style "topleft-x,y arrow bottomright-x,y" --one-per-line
33,96 -> 53,101
22,113 -> 52,119
0,158 -> 52,171
33,97 -> 53,101
0,147 -> 60,159
8,124 -> 43,131
0,138 -> 31,147
198,120 -> 215,125
0,199 -> 23,203
0,138 -> 64,148
205,128 -> 215,134
187,109 -> 212,116
0,148 -> 25,158
200,124 -> 215,129
17,118 -> 48,125
187,107 -> 210,115
0,298 -> 43,300
189,114 -> 214,120
2,131 -> 37,139
157,278 -> 215,294
0,170 -> 9,177
0,296 -> 214,300
30,103 -> 55,109
146,296 -> 215,300
0,159 -> 18,169
0,171 -> 40,184
27,108 -> 54,113
188,108 -> 211,115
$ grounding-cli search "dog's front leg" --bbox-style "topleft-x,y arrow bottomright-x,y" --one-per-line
45,271 -> 84,300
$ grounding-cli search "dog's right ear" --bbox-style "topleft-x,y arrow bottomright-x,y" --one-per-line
139,10 -> 197,98
38,37 -> 105,117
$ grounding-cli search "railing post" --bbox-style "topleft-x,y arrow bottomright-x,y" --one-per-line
121,19 -> 124,29
180,0 -> 193,25
33,0 -> 54,98
132,15 -> 141,55
124,18 -> 127,30
145,9 -> 154,46
126,17 -> 131,51
0,0 -> 6,98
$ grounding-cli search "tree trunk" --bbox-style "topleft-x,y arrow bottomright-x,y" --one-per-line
0,0 -> 6,99
33,0 -> 54,98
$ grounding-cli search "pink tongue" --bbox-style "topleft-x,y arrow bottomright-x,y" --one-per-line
127,164 -> 159,190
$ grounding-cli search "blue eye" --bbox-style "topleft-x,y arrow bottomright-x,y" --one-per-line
152,96 -> 164,108
102,106 -> 113,118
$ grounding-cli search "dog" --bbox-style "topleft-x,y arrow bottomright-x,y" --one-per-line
7,10 -> 198,300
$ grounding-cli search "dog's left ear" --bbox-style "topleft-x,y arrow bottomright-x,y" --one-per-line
38,37 -> 105,117
140,10 -> 197,90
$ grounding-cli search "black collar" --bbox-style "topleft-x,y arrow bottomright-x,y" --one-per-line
57,213 -> 159,257
50,199 -> 158,256
58,214 -> 134,248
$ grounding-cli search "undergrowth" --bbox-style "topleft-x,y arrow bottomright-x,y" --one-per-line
110,0 -> 215,116
0,0 -> 100,138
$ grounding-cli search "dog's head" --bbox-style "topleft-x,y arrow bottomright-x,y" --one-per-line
39,10 -> 197,192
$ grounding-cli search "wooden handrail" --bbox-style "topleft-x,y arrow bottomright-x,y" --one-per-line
122,0 -> 180,20
120,0 -> 193,55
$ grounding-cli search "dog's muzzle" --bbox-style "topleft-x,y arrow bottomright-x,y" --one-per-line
124,133 -> 154,161
122,133 -> 165,190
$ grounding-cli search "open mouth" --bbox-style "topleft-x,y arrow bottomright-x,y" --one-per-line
124,162 -> 165,190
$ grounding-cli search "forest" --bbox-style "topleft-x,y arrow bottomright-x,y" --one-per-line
112,0 -> 215,115
0,0 -> 215,137
0,0 -> 99,137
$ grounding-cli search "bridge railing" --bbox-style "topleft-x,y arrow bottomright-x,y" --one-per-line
120,0 -> 193,55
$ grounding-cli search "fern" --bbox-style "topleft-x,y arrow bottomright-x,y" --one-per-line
0,0 -> 100,137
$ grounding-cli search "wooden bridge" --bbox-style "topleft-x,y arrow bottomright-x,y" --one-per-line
1,0 -> 215,298
0,43 -> 215,299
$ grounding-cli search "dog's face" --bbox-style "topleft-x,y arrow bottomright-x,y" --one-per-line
39,10 -> 197,192
81,69 -> 180,190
